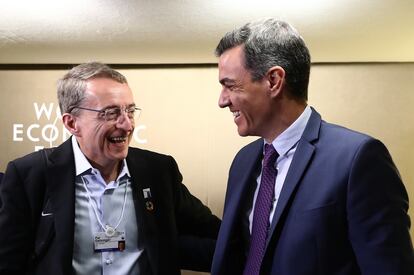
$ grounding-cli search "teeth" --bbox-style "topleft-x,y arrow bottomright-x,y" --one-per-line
109,136 -> 127,143
232,111 -> 240,118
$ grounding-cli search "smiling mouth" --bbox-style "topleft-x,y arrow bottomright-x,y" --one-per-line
108,136 -> 128,143
232,111 -> 240,118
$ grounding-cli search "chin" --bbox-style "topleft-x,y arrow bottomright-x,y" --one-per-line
119,149 -> 129,159
236,125 -> 250,136
237,129 -> 249,137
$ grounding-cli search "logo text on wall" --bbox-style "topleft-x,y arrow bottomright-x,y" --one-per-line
12,103 -> 147,151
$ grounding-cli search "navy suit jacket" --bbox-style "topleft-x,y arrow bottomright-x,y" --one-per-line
211,108 -> 414,275
0,138 -> 220,275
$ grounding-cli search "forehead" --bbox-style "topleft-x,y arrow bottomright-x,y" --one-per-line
84,77 -> 134,106
218,45 -> 249,82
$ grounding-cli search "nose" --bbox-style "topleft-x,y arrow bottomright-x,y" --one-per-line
218,88 -> 230,108
116,112 -> 134,131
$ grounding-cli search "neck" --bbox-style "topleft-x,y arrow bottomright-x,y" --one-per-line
90,159 -> 121,184
263,100 -> 307,143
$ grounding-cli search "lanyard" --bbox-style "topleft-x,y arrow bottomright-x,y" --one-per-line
81,175 -> 129,237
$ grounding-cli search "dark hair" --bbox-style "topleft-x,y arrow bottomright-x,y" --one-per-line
215,19 -> 311,100
57,62 -> 128,114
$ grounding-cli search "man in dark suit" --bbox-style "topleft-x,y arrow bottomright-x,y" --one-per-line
0,62 -> 220,275
211,18 -> 414,275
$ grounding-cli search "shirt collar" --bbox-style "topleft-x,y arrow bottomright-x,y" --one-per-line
266,105 -> 312,157
71,136 -> 131,180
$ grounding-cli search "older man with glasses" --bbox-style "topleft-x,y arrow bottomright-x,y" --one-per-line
0,62 -> 220,275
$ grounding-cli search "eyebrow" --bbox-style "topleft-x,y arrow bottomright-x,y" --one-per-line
219,78 -> 236,86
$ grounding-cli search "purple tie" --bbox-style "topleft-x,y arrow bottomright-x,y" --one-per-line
243,144 -> 278,275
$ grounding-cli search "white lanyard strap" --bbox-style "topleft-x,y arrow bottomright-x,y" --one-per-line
81,175 -> 129,236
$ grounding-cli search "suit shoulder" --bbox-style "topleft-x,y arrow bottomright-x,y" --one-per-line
9,148 -> 55,170
317,121 -> 392,160
3,148 -> 56,184
320,120 -> 374,144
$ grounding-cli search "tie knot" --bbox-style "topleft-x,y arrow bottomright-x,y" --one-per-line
264,144 -> 278,167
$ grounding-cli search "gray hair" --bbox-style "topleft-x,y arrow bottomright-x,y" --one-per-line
57,62 -> 128,114
215,18 -> 311,100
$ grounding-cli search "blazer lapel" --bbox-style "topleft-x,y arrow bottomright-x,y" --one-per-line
127,151 -> 159,275
215,139 -> 263,267
266,108 -> 321,248
45,138 -> 76,274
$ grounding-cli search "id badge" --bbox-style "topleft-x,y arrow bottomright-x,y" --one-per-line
93,231 -> 126,252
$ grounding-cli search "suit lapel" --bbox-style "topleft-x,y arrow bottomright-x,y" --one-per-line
266,109 -> 321,248
127,150 -> 159,275
215,140 -> 262,267
45,139 -> 76,274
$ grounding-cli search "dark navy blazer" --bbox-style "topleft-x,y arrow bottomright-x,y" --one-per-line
211,108 -> 414,275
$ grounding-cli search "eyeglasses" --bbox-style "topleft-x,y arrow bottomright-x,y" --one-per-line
71,105 -> 141,121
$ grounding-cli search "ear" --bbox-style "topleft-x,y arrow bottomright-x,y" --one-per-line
266,66 -> 286,97
62,113 -> 81,137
